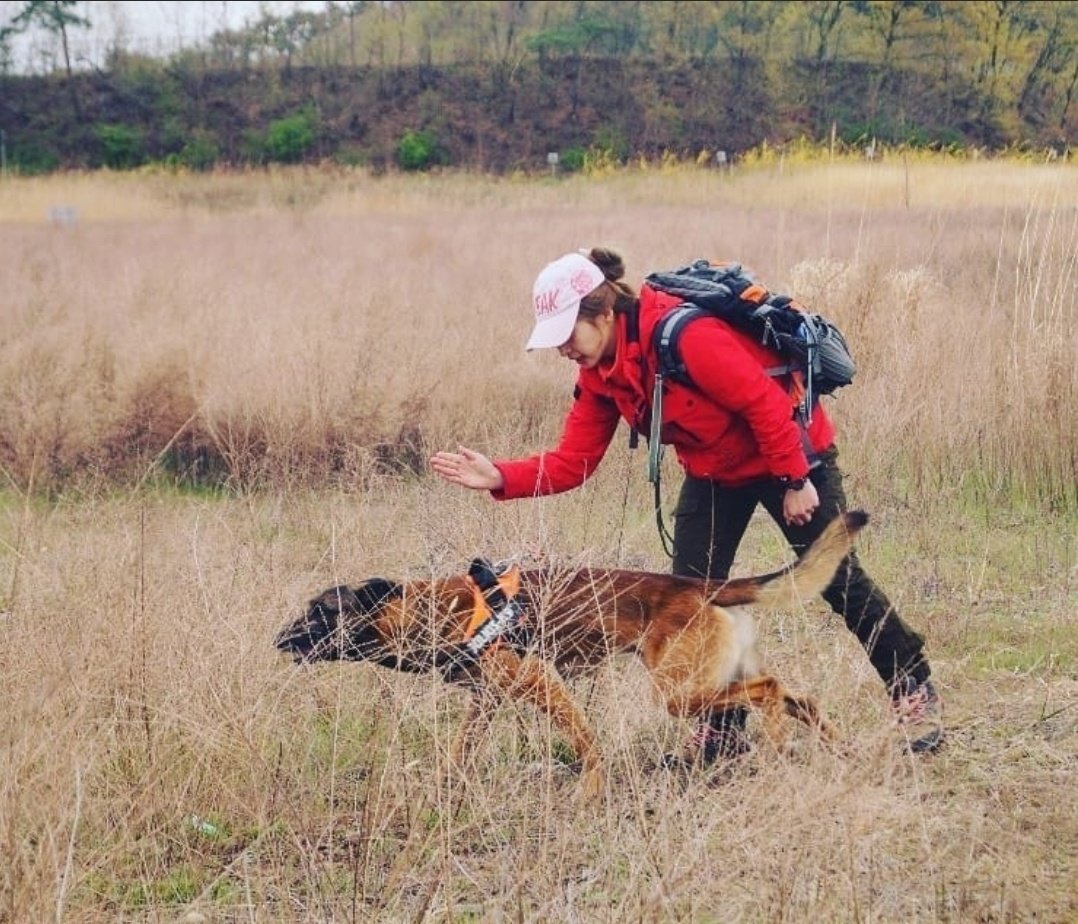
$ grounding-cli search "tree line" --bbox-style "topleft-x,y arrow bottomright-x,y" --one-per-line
0,0 -> 1073,174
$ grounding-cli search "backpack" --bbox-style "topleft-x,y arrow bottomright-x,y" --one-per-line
643,259 -> 856,424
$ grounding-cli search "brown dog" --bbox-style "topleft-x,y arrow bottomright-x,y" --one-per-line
276,510 -> 867,797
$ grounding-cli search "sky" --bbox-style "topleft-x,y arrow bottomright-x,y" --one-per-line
2,1 -> 327,72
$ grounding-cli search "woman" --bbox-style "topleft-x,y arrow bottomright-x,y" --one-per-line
430,248 -> 943,761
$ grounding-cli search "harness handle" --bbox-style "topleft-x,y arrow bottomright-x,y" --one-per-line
464,559 -> 525,656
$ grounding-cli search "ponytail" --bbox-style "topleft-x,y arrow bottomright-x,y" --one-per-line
579,247 -> 638,317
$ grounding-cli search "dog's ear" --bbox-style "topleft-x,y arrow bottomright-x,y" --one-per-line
355,579 -> 403,613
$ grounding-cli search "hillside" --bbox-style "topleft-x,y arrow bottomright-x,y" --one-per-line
1,52 -> 1070,175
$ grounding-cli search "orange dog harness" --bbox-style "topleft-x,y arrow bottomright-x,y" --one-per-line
463,560 -> 524,656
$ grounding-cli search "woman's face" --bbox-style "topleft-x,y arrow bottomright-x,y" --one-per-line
558,310 -> 617,368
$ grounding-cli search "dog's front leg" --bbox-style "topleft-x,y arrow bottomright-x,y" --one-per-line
451,687 -> 501,768
479,648 -> 604,801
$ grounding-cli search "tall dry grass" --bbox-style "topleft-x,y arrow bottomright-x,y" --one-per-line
0,160 -> 1075,508
0,161 -> 1076,922
0,471 -> 1074,922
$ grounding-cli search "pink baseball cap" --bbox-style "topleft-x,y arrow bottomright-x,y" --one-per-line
525,252 -> 606,350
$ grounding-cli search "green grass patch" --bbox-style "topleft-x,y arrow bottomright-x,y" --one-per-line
962,617 -> 1075,677
308,709 -> 383,773
81,866 -> 234,910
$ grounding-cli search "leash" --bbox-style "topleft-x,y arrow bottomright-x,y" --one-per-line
647,373 -> 676,559
628,304 -> 676,559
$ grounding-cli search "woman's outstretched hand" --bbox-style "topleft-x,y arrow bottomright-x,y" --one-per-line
429,446 -> 504,491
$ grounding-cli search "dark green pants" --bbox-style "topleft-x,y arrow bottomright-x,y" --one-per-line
671,447 -> 930,688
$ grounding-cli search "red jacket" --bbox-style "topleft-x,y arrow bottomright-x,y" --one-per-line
494,285 -> 836,499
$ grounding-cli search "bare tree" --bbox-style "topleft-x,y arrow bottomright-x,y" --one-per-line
1017,2 -> 1072,126
337,0 -> 367,69
807,0 -> 849,62
4,0 -> 88,79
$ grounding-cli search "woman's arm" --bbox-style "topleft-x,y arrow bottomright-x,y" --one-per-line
430,378 -> 621,500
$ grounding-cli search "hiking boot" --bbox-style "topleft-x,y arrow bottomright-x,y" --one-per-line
696,720 -> 753,764
659,712 -> 752,771
891,677 -> 944,754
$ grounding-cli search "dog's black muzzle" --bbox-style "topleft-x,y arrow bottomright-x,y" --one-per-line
275,626 -> 330,664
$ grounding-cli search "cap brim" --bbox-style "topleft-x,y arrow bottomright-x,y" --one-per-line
525,304 -> 579,351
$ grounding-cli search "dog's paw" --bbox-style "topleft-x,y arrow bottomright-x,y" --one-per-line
576,767 -> 605,802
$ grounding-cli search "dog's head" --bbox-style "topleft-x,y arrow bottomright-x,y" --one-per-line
275,579 -> 404,664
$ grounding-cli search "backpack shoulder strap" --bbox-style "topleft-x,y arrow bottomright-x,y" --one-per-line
625,299 -> 641,345
653,304 -> 708,383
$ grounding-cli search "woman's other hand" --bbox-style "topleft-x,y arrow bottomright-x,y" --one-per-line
782,480 -> 820,527
429,446 -> 505,491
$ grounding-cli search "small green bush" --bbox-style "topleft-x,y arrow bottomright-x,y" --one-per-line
96,123 -> 146,170
265,112 -> 316,164
8,139 -> 60,175
592,125 -> 628,161
395,129 -> 447,172
177,132 -> 220,171
558,141 -> 621,174
559,147 -> 586,172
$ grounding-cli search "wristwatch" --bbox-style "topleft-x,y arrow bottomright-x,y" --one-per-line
779,476 -> 808,492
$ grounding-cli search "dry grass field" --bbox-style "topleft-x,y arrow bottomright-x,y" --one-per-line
0,158 -> 1075,922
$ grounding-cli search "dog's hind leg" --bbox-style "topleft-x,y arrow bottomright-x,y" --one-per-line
681,677 -> 838,746
478,647 -> 604,800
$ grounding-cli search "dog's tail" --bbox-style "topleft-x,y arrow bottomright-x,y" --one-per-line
708,510 -> 868,609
